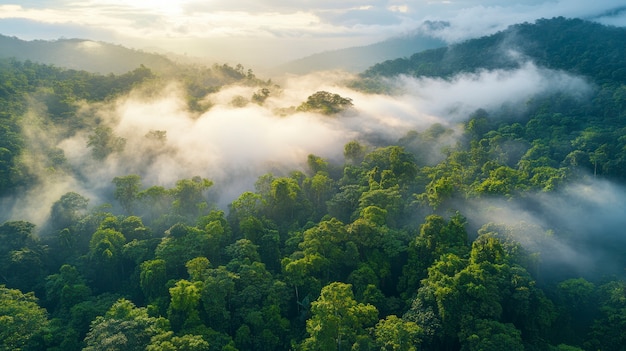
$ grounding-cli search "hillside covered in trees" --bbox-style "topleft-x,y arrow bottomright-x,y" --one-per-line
358,17 -> 626,86
0,17 -> 625,351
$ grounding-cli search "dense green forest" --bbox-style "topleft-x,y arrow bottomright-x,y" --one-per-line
1,17 -> 625,351
358,17 -> 626,86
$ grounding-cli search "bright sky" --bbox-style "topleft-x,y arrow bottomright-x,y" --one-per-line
0,0 -> 624,66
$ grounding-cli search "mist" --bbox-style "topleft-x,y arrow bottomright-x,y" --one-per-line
458,178 -> 626,281
2,61 -> 595,232
418,0 -> 626,44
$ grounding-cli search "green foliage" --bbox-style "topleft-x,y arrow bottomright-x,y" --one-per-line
140,259 -> 168,301
45,264 -> 91,314
0,285 -> 49,351
170,177 -> 213,219
0,19 -> 626,351
87,227 -> 127,291
302,282 -> 378,351
344,140 -> 366,165
168,279 -> 203,331
0,221 -> 46,291
147,333 -> 210,351
83,299 -> 169,351
296,91 -> 353,115
459,319 -> 524,351
87,125 -> 126,160
49,192 -> 89,230
155,224 -> 211,277
112,175 -> 142,215
374,315 -> 423,351
587,281 -> 626,350
361,17 -> 626,85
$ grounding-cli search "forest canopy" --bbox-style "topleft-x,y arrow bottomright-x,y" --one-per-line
0,17 -> 625,351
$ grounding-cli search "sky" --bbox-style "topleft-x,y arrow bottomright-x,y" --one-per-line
0,0 -> 625,66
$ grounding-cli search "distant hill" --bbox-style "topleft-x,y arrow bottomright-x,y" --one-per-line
0,35 -> 176,74
276,31 -> 446,74
359,17 -> 626,86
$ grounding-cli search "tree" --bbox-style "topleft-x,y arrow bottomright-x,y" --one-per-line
87,126 -> 126,160
374,315 -> 423,351
303,172 -> 335,218
82,299 -> 169,351
48,192 -> 89,230
87,228 -> 127,292
302,282 -> 378,351
200,266 -> 237,332
228,191 -> 263,225
137,185 -> 172,231
44,264 -> 91,314
296,91 -> 353,115
475,166 -> 526,196
344,140 -> 366,165
357,185 -> 403,226
147,333 -> 210,351
0,285 -> 49,351
140,259 -> 168,302
587,280 -> 626,350
155,223 -> 211,278
112,175 -> 141,215
170,177 -> 213,219
119,215 -> 150,241
459,319 -> 524,351
267,177 -> 304,225
552,278 -> 596,344
251,87 -> 270,105
0,220 -> 45,291
306,154 -> 330,175
293,218 -> 356,282
168,279 -> 202,332
185,256 -> 211,282
400,214 -> 468,298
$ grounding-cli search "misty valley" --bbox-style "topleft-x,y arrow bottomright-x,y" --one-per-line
1,17 -> 626,351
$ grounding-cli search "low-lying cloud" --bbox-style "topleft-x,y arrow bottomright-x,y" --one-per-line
460,179 -> 626,280
388,61 -> 592,121
2,63 -> 593,228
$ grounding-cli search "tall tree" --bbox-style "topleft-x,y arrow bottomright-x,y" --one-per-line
170,177 -> 213,219
82,299 -> 169,351
0,285 -> 49,351
302,282 -> 378,351
87,126 -> 126,160
112,175 -> 141,215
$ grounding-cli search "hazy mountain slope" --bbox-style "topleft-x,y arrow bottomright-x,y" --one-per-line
0,35 -> 176,74
360,17 -> 626,85
277,32 -> 445,74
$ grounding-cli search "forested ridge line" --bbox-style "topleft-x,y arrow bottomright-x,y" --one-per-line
356,17 -> 626,88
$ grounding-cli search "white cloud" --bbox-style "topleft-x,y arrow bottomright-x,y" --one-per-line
388,62 -> 592,121
419,0 -> 626,43
0,0 -> 623,66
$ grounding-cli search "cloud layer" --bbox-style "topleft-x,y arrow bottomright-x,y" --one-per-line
2,62 -> 593,226
460,179 -> 626,280
0,1 -> 624,66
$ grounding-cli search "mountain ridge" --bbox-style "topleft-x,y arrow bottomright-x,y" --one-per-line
0,34 -> 177,74
275,31 -> 446,74
359,17 -> 626,85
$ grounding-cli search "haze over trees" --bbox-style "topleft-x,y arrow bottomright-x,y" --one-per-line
0,17 -> 625,351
